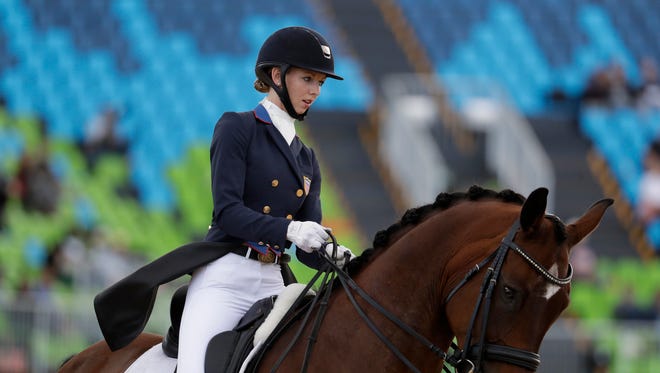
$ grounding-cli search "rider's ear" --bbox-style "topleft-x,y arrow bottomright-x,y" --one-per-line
270,67 -> 282,87
519,188 -> 548,233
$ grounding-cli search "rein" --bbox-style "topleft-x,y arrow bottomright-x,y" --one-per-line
304,224 -> 571,373
266,233 -> 448,373
312,233 -> 450,373
324,249 -> 448,373
266,222 -> 571,372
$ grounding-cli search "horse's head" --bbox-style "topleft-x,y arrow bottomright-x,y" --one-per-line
443,187 -> 612,372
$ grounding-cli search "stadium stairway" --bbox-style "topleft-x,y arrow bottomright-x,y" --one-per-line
306,110 -> 398,241
312,0 -> 468,238
324,0 -> 500,201
322,0 -> 415,91
304,0 -> 419,241
529,114 -> 633,258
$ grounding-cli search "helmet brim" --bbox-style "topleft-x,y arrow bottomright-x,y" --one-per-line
308,65 -> 343,80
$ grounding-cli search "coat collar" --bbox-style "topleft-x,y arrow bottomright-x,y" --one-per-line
254,104 -> 272,124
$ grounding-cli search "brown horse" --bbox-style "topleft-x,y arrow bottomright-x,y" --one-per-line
59,186 -> 612,372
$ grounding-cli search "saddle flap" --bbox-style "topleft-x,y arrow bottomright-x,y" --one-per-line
236,296 -> 276,331
205,297 -> 276,373
205,331 -> 240,373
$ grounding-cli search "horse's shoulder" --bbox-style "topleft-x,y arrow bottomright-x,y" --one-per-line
136,333 -> 164,345
125,333 -> 163,353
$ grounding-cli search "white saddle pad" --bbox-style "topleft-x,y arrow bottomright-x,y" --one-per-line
124,343 -> 176,373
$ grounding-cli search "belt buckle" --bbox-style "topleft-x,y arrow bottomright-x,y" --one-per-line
257,251 -> 276,263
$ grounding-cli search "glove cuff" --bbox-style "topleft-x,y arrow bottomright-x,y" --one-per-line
286,220 -> 302,240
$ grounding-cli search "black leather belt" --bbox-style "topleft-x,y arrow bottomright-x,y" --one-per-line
233,246 -> 290,264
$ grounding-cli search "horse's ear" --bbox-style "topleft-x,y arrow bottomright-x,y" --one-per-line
520,188 -> 549,233
566,198 -> 614,249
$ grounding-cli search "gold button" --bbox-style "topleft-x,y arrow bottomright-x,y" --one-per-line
296,189 -> 304,197
274,245 -> 280,250
263,205 -> 271,214
271,179 -> 279,187
286,214 -> 293,220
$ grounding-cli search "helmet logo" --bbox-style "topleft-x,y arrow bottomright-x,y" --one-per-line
321,45 -> 332,59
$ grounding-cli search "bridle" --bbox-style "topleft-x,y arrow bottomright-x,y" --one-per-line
443,220 -> 572,372
315,220 -> 572,373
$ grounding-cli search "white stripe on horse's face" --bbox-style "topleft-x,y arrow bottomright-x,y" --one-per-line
542,263 -> 561,300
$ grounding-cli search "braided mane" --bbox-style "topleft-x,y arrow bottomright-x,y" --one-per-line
345,185 -> 525,275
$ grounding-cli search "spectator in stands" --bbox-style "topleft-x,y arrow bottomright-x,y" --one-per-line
81,106 -> 128,170
635,57 -> 660,111
636,139 -> 660,224
652,290 -> 660,320
613,287 -> 656,321
580,66 -> 611,106
0,94 -> 7,116
54,227 -> 89,287
8,116 -> 60,215
30,251 -> 62,319
87,227 -> 142,287
583,341 -> 611,373
607,62 -> 635,108
580,62 -> 636,108
0,172 -> 7,231
174,26 -> 354,372
11,150 -> 60,215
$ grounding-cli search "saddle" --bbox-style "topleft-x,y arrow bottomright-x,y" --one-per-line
205,296 -> 277,372
161,284 -> 315,373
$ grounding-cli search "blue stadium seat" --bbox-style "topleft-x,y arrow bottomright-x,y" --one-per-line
0,127 -> 24,164
23,236 -> 46,269
398,0 -> 660,116
1,0 -> 371,212
646,219 -> 660,248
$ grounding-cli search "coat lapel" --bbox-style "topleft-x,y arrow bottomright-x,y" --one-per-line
253,105 -> 304,188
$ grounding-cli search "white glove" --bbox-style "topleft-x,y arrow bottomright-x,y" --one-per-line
287,221 -> 330,253
325,245 -> 356,267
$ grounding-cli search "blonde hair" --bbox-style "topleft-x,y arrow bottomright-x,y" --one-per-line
253,79 -> 270,93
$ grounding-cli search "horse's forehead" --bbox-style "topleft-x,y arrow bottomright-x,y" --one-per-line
538,263 -> 562,300
536,216 -> 568,255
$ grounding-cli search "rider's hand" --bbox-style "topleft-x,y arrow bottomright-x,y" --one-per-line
287,221 -> 330,253
325,244 -> 356,267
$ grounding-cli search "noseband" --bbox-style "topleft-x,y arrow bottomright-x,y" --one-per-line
443,221 -> 573,372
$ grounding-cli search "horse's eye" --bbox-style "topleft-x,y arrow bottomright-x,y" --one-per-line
503,285 -> 516,301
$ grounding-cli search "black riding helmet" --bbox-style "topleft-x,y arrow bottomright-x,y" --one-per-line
255,26 -> 343,120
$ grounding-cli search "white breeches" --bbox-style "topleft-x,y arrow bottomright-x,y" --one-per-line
177,252 -> 285,373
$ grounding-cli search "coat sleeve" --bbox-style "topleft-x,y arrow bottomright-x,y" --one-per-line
210,112 -> 290,247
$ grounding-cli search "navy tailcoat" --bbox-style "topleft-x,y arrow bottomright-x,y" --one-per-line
94,105 -> 325,350
206,104 -> 324,267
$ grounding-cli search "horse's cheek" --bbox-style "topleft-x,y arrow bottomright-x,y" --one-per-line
444,301 -> 470,337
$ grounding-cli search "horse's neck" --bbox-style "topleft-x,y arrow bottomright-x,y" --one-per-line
353,229 -> 458,347
353,206 -> 511,346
